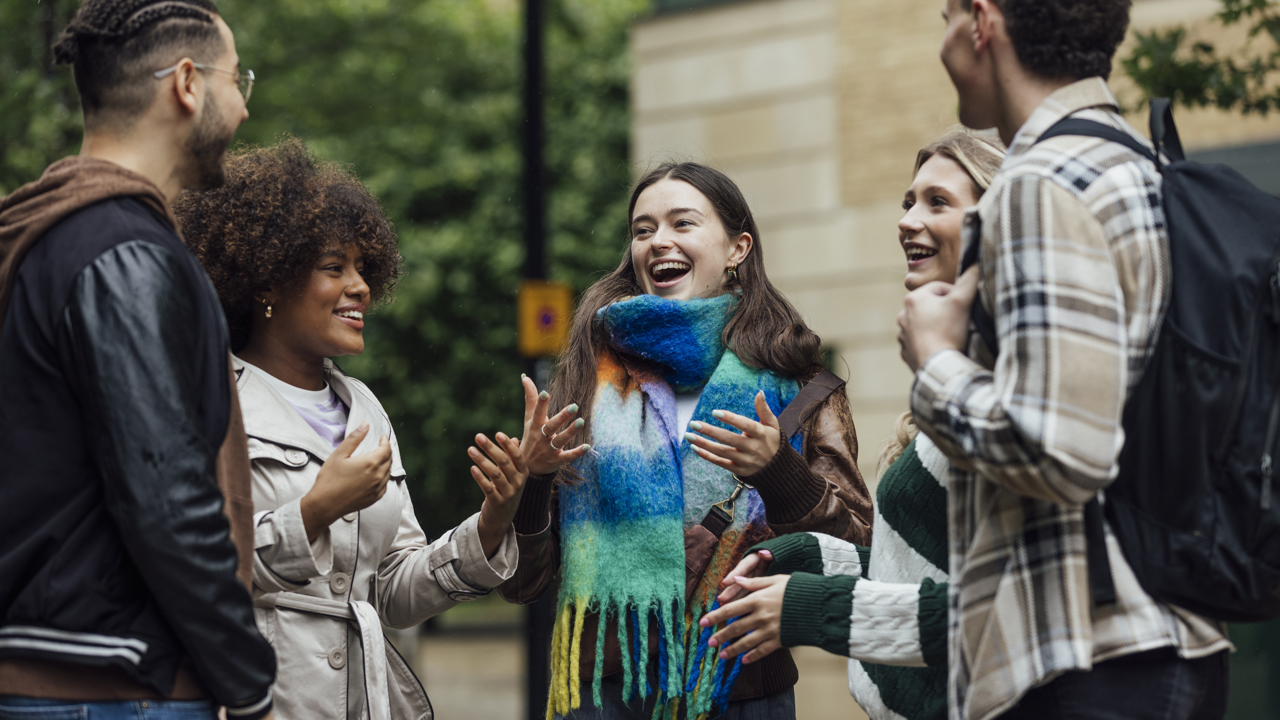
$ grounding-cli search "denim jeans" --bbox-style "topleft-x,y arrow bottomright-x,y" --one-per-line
0,698 -> 217,720
1000,648 -> 1229,720
551,672 -> 796,720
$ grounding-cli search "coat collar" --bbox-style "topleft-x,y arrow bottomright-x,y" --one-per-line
234,356 -> 385,465
1007,77 -> 1120,159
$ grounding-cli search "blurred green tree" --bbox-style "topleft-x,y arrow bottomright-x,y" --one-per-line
0,0 -> 647,534
0,0 -> 80,194
1123,0 -> 1280,115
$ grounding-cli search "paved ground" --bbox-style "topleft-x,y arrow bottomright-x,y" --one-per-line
410,633 -> 869,720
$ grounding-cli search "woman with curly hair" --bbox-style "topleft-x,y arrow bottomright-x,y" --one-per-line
176,137 -> 528,720
499,162 -> 874,720
699,129 -> 1007,720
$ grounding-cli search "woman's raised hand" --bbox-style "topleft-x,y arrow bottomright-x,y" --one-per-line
520,374 -> 591,476
301,423 -> 393,542
684,391 -> 781,478
469,431 -> 528,558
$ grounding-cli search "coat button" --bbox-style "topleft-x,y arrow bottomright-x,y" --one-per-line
328,647 -> 346,669
343,513 -> 357,522
330,572 -> 350,594
284,449 -> 307,466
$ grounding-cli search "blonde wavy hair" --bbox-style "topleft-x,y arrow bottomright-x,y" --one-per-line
877,128 -> 1006,477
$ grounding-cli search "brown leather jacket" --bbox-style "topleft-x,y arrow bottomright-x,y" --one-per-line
498,387 -> 873,703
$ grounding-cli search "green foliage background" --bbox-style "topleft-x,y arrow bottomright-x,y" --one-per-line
1,0 -> 646,534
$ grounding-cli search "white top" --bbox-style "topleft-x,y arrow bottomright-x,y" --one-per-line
237,358 -> 349,448
676,390 -> 702,433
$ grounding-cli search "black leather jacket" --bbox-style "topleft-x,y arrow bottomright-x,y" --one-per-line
0,198 -> 275,714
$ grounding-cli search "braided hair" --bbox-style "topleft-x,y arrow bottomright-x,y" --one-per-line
54,0 -> 224,128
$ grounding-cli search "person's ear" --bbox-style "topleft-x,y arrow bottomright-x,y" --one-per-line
727,232 -> 753,267
169,58 -> 202,118
971,0 -> 1000,54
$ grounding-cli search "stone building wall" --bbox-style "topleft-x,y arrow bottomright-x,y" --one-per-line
631,0 -> 1280,483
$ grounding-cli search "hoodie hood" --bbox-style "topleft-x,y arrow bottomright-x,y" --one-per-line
0,155 -> 175,333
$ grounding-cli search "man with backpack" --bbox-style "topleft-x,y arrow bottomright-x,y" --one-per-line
897,0 -> 1233,718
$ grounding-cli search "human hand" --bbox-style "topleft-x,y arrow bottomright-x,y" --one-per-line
470,431 -> 529,558
520,374 -> 591,476
716,549 -> 773,604
699,574 -> 790,664
684,391 -> 781,478
301,423 -> 392,541
897,265 -> 979,372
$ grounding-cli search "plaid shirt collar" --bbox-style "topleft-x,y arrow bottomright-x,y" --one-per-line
1006,77 -> 1120,158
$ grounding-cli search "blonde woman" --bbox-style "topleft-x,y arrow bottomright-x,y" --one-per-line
699,130 -> 1006,720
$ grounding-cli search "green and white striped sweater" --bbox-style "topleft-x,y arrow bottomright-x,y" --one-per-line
755,434 -> 949,720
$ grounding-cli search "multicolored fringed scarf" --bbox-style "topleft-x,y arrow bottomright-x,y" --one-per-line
549,294 -> 802,720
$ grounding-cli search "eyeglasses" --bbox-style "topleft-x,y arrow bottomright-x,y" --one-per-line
154,62 -> 255,104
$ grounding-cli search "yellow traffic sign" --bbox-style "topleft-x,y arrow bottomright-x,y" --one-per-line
518,280 -> 573,358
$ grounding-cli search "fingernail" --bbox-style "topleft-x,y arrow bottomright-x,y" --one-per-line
719,651 -> 728,660
521,373 -> 527,379
567,404 -> 579,414
540,391 -> 549,400
689,421 -> 702,431
760,550 -> 773,559
709,638 -> 718,647
684,432 -> 699,442
574,418 -> 585,429
711,410 -> 725,419
582,444 -> 592,452
699,619 -> 709,628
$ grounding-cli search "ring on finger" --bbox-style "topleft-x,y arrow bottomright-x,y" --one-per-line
549,437 -> 564,452
541,422 -> 566,439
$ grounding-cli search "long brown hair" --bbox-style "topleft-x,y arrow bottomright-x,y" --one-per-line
878,129 -> 1006,476
550,162 -> 825,454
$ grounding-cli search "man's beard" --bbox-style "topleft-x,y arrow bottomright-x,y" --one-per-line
185,91 -> 235,190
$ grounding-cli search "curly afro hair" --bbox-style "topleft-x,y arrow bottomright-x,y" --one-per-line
963,0 -> 1131,81
176,136 -> 403,351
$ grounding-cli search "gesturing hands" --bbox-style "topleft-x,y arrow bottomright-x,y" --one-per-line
301,423 -> 392,542
469,431 -> 529,559
684,391 -> 781,478
520,374 -> 591,477
898,265 -> 979,372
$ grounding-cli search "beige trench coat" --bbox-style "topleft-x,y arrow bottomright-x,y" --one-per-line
235,358 -> 517,720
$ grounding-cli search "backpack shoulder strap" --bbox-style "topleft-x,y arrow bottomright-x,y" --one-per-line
778,369 -> 846,442
1037,118 -> 1159,165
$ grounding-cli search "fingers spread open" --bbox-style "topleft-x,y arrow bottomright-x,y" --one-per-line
468,445 -> 502,482
754,392 -> 780,430
495,432 -> 527,473
706,409 -> 759,437
686,420 -> 750,449
470,464 -> 496,495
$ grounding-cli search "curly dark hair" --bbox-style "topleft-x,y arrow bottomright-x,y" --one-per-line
54,0 -> 224,128
963,0 -> 1131,80
175,136 -> 403,351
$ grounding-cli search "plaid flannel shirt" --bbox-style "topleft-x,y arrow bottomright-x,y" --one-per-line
910,78 -> 1230,720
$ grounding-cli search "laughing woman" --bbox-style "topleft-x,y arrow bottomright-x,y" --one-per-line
500,162 -> 874,720
699,130 -> 1007,720
176,138 -> 527,720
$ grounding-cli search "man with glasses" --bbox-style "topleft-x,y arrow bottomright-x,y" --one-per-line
0,1 -> 275,717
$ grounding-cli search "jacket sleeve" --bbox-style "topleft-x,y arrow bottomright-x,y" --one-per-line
250,497 -> 334,594
751,389 -> 874,545
496,473 -> 561,604
60,241 -> 274,717
374,435 -> 518,628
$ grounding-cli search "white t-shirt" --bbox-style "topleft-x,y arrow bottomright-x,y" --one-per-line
676,390 -> 702,433
239,358 -> 349,449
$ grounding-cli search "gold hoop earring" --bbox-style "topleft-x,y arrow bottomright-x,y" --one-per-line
261,298 -> 273,318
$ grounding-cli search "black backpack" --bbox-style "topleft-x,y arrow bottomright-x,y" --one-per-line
962,99 -> 1280,622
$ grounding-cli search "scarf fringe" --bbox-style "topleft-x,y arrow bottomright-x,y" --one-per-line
546,596 -> 746,720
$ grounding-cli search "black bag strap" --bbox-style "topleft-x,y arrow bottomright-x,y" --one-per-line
698,369 -> 847,539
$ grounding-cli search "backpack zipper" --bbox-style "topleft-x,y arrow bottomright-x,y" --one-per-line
1217,256 -> 1280,463
1263,397 -> 1280,510
1259,271 -> 1280,511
